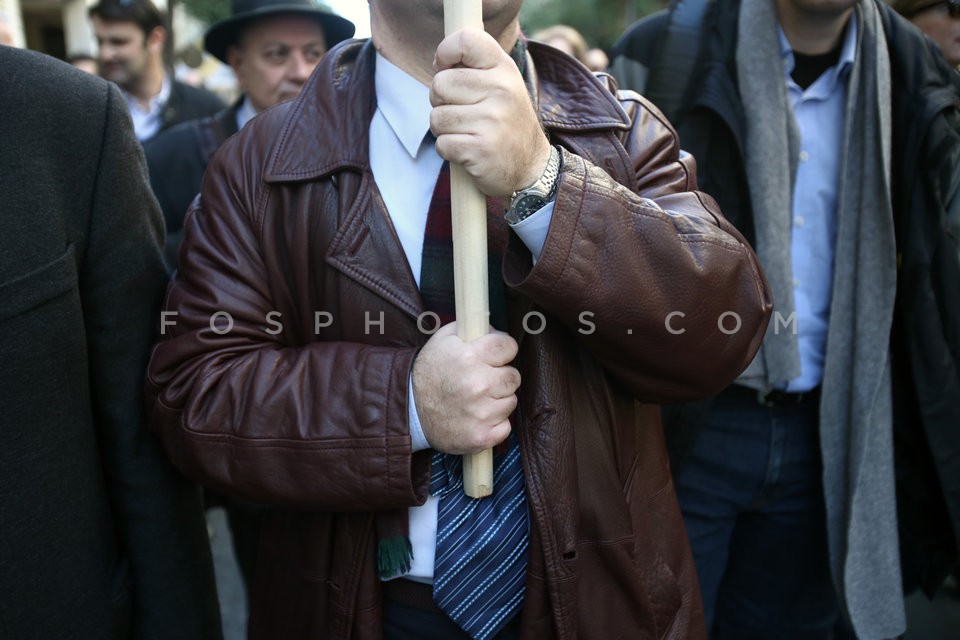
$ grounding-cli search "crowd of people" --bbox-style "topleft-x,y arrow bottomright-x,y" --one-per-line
2,0 -> 959,639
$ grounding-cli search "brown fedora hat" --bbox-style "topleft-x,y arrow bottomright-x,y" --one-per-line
204,0 -> 355,63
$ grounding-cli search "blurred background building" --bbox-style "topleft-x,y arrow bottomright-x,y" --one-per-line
0,0 -> 636,65
1,0 -> 371,102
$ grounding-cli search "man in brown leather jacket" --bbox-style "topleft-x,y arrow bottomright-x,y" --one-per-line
146,1 -> 772,638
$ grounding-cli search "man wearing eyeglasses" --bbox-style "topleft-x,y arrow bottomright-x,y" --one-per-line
893,0 -> 960,66
89,0 -> 224,142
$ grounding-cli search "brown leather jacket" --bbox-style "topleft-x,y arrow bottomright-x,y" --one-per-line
146,40 -> 771,639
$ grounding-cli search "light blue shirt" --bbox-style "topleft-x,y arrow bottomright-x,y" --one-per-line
779,20 -> 857,392
369,53 -> 552,580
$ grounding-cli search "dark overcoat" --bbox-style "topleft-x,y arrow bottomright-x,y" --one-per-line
0,47 -> 221,640
155,79 -> 226,142
144,102 -> 241,266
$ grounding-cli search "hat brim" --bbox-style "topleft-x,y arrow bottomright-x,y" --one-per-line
204,7 -> 355,63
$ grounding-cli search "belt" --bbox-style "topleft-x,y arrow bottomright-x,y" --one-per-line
381,579 -> 523,636
381,578 -> 443,613
726,384 -> 821,407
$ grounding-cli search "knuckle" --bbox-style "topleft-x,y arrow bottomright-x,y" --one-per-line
434,135 -> 449,158
459,348 -> 480,369
467,430 -> 488,452
491,423 -> 512,447
460,373 -> 485,399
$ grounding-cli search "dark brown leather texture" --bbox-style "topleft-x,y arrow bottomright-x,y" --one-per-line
147,39 -> 771,640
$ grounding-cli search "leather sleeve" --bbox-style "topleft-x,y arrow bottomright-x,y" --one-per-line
506,94 -> 772,403
145,130 -> 431,513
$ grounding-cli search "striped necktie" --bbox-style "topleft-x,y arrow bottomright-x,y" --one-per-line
419,161 -> 529,639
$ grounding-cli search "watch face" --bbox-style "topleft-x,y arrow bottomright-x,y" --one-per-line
513,194 -> 548,220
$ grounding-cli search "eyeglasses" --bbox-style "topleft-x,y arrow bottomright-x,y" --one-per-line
904,0 -> 960,19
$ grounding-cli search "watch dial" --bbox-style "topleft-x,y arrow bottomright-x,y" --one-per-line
517,195 -> 547,217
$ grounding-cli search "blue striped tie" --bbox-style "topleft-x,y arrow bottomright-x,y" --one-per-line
431,434 -> 529,639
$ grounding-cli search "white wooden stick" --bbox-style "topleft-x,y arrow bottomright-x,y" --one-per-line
443,0 -> 493,499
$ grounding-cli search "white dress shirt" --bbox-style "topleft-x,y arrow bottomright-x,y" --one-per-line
235,96 -> 258,131
369,52 -> 552,581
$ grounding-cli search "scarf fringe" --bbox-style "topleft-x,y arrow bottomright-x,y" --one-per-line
377,536 -> 413,580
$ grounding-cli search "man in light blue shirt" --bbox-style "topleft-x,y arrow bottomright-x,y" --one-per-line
610,0 -> 960,637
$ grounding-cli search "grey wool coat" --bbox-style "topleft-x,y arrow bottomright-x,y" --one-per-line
0,47 -> 221,639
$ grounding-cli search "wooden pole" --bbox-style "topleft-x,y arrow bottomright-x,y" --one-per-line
443,0 -> 493,499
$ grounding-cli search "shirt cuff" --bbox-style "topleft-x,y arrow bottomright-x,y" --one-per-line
508,201 -> 554,264
408,376 -> 431,452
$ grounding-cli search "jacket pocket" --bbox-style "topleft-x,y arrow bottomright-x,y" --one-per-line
0,244 -> 77,323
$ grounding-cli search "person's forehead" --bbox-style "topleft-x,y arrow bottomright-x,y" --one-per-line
91,18 -> 144,36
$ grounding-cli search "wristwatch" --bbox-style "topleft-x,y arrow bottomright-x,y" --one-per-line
505,145 -> 562,225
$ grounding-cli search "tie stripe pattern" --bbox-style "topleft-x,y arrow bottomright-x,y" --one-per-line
419,160 -> 528,639
430,440 -> 528,639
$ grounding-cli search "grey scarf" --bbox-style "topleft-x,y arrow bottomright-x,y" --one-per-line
736,0 -> 904,637
736,0 -> 801,389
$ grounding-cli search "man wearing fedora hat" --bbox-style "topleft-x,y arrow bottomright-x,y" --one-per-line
145,0 -> 355,266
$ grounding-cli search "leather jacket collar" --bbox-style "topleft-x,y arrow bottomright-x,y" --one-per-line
264,39 -> 631,184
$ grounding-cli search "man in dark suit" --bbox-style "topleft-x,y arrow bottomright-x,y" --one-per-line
145,0 -> 354,266
0,46 -> 221,639
89,0 -> 224,142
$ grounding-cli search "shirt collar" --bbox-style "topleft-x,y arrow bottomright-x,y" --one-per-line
236,96 -> 258,130
374,52 -> 433,159
123,73 -> 172,114
778,14 -> 858,79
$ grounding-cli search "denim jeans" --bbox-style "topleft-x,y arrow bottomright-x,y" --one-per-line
674,386 -> 839,639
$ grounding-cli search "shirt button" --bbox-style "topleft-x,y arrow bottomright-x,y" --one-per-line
795,216 -> 805,227
799,151 -> 810,162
